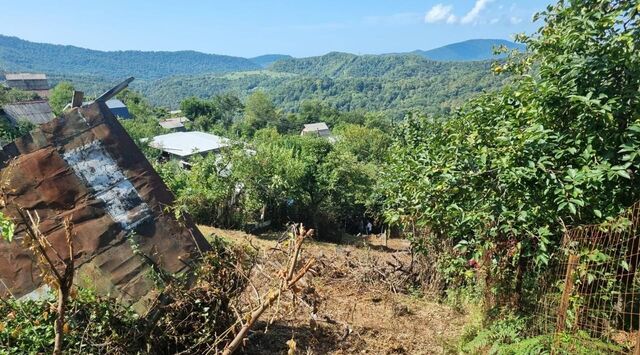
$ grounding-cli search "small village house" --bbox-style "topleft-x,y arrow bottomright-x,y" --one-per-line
159,116 -> 190,132
3,73 -> 50,97
301,122 -> 331,137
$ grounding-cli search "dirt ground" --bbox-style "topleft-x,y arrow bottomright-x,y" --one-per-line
198,226 -> 468,355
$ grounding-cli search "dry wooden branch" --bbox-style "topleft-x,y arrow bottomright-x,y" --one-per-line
221,224 -> 315,355
16,209 -> 75,355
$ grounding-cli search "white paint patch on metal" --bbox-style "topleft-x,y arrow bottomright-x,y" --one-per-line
62,141 -> 151,230
19,284 -> 51,301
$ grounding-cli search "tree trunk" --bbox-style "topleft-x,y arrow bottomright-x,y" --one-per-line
53,284 -> 70,355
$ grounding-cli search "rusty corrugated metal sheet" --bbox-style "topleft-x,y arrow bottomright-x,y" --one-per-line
0,101 -> 210,313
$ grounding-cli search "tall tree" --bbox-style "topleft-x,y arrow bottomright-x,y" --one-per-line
48,82 -> 75,115
381,0 -> 640,308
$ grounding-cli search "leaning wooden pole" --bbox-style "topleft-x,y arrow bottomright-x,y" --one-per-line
222,225 -> 315,355
553,254 -> 578,353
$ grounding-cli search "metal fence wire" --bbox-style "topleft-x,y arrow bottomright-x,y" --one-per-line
535,202 -> 640,354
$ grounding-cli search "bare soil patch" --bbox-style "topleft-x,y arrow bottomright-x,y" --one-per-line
199,226 -> 467,354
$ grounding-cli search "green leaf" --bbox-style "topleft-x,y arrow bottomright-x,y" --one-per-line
616,170 -> 631,179
621,260 -> 630,271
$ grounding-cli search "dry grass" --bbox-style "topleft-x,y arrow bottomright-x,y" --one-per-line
199,226 -> 468,354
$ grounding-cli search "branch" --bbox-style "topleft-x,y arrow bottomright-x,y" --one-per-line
221,224 -> 315,355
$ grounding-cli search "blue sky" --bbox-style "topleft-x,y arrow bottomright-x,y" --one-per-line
0,0 -> 552,57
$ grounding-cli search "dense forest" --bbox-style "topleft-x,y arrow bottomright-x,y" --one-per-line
2,35 -> 517,117
135,54 -> 507,117
0,34 -> 260,79
0,35 -> 519,78
411,38 -> 525,61
248,54 -> 293,67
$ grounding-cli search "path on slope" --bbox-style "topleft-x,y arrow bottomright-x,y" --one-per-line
199,226 -> 468,354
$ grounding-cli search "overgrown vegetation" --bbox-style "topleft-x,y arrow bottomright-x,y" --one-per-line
382,0 -> 640,351
1,0 -> 639,353
0,237 -> 253,354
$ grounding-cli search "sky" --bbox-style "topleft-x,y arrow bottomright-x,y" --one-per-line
0,0 -> 552,58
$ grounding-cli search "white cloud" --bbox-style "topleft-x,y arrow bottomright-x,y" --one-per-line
424,4 -> 455,24
490,17 -> 500,24
509,16 -> 523,24
446,14 -> 457,24
460,0 -> 494,25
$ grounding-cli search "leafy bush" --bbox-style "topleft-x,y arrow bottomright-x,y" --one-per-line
381,0 -> 640,311
0,237 -> 252,354
459,314 -> 529,354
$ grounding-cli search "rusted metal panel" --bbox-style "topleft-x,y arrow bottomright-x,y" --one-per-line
0,101 -> 209,313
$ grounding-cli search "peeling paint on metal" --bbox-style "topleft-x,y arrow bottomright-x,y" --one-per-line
0,101 -> 210,313
62,140 -> 151,230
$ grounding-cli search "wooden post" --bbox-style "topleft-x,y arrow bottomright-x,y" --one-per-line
384,226 -> 388,248
71,90 -> 84,108
634,320 -> 640,355
554,254 -> 579,352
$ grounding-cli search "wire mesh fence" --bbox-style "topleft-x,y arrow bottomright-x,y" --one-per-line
535,202 -> 640,354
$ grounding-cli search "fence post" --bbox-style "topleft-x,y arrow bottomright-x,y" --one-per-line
554,253 -> 579,352
635,324 -> 640,355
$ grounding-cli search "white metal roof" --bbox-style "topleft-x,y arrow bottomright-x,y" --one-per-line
149,131 -> 230,157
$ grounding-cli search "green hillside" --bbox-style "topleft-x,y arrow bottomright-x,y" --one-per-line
413,39 -> 526,61
0,35 -> 259,79
1,35 -> 510,117
136,53 -> 506,117
249,54 -> 293,67
268,52 -> 481,78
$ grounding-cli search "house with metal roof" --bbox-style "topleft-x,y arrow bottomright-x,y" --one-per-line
301,122 -> 332,137
1,100 -> 55,126
159,117 -> 190,131
3,73 -> 50,97
83,99 -> 131,119
149,131 -> 231,159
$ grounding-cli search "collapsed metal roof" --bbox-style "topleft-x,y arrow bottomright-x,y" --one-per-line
0,97 -> 209,313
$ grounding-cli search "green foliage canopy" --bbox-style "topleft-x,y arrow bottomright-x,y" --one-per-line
48,82 -> 74,115
380,0 -> 640,302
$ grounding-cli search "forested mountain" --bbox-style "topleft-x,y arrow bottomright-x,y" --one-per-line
136,53 -> 506,117
0,35 -> 259,79
249,54 -> 293,67
2,34 -> 512,117
412,39 -> 525,61
268,51 -> 491,78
